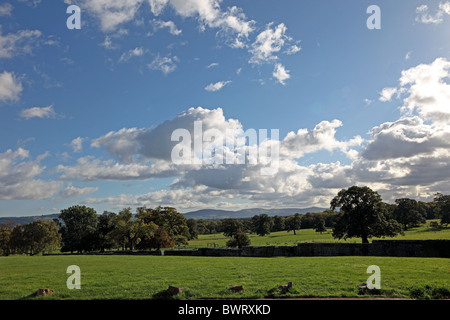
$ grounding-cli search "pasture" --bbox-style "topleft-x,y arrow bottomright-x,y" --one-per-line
1,255 -> 449,300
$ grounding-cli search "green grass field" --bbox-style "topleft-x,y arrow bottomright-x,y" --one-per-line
1,221 -> 448,300
185,221 -> 450,249
1,255 -> 449,300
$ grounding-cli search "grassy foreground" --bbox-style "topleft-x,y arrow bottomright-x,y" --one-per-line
1,255 -> 449,300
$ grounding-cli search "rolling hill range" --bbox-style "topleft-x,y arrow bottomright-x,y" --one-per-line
0,207 -> 327,225
182,207 -> 327,220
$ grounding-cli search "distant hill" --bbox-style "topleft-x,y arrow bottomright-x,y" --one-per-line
182,207 -> 327,220
0,207 -> 327,225
0,214 -> 60,226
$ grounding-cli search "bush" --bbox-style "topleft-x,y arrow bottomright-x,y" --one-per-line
226,232 -> 251,248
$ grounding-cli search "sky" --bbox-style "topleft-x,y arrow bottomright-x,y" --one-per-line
1,0 -> 450,217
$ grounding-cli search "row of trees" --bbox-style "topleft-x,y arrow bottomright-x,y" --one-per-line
0,206 -> 196,256
205,189 -> 450,245
1,187 -> 449,255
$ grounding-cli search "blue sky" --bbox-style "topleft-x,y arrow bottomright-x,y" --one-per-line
1,0 -> 450,217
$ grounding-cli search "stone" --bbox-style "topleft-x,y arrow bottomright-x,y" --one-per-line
228,285 -> 244,292
167,286 -> 183,295
279,282 -> 293,293
36,288 -> 54,296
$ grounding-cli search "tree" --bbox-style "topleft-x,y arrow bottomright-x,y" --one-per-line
251,214 -> 274,236
433,193 -> 450,226
221,218 -> 243,237
136,206 -> 189,247
96,211 -> 118,252
330,186 -> 402,243
23,221 -> 61,255
186,218 -> 199,240
8,221 -> 60,256
58,205 -> 98,253
271,215 -> 285,232
148,226 -> 174,250
286,213 -> 302,235
0,223 -> 14,256
226,232 -> 251,248
314,218 -> 326,234
111,208 -> 143,251
393,198 -> 426,230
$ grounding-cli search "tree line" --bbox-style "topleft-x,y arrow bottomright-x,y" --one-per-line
0,187 -> 449,255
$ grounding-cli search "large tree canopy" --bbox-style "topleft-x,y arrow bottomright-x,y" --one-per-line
330,186 -> 402,243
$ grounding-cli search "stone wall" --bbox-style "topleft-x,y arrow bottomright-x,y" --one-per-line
43,240 -> 450,258
163,240 -> 450,258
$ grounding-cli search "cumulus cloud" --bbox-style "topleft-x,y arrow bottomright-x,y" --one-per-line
59,184 -> 98,198
362,117 -> 450,160
70,137 -> 85,152
272,63 -> 290,85
68,58 -> 450,209
0,148 -> 62,200
204,80 -> 231,91
20,105 -> 56,119
148,54 -> 179,75
249,23 -> 292,64
0,71 -> 23,102
378,87 -> 397,102
415,2 -> 450,24
0,3 -> 13,16
379,57 -> 450,124
0,27 -> 42,58
78,0 -> 144,32
57,106 -> 365,209
280,119 -> 363,159
353,57 -> 450,200
57,156 -> 183,181
150,19 -> 182,35
118,47 -> 145,62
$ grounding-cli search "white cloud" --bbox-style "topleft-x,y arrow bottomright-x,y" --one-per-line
280,119 -> 363,159
79,0 -> 255,48
60,184 -> 98,198
150,19 -> 182,35
362,116 -> 450,161
166,0 -> 255,47
405,51 -> 411,60
148,0 -> 169,16
148,55 -> 179,75
70,137 -> 85,152
0,71 -> 22,103
20,105 -> 56,119
285,44 -> 301,55
415,2 -> 450,24
0,3 -> 13,16
0,27 -> 42,58
118,47 -> 145,62
249,23 -> 291,64
79,0 -> 144,32
58,59 -> 450,210
272,63 -> 290,85
379,57 -> 450,124
378,87 -> 398,102
206,62 -> 219,69
57,156 -> 182,181
204,80 -> 231,91
0,148 -> 62,200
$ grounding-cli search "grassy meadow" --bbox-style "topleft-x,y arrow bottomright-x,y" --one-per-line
0,221 -> 448,300
1,255 -> 449,300
185,220 -> 450,249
